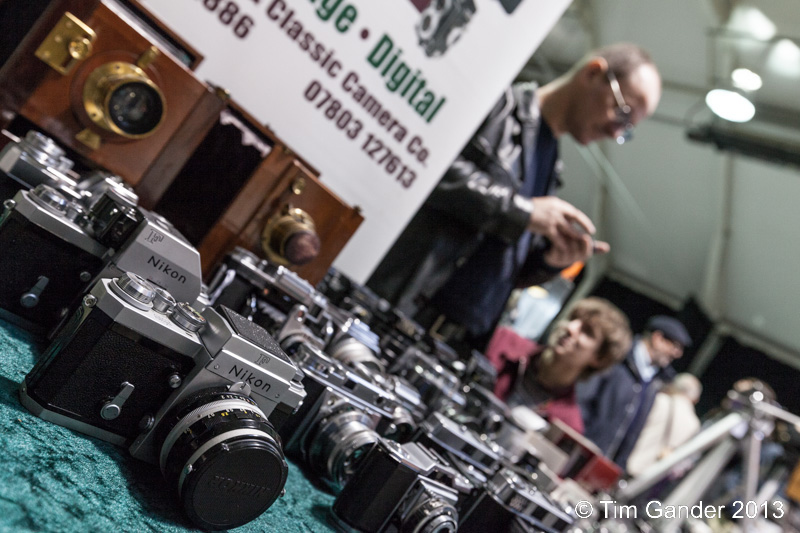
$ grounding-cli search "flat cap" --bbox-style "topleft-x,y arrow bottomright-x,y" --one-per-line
645,315 -> 692,347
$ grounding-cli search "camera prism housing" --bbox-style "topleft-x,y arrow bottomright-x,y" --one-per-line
20,273 -> 306,530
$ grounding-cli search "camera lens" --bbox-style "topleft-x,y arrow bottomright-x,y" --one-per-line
158,389 -> 288,530
82,62 -> 166,139
403,498 -> 458,533
108,81 -> 164,136
307,408 -> 379,491
329,337 -> 384,375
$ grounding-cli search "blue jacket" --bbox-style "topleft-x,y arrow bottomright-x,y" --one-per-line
576,340 -> 676,469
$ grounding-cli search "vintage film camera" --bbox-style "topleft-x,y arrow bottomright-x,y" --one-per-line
276,339 -> 418,492
412,411 -> 503,489
207,248 -> 390,376
279,301 -> 426,425
388,346 -> 468,417
20,272 -> 306,530
152,101 -> 363,285
0,0 -> 227,205
458,466 -> 574,533
206,247 -> 328,332
207,249 -> 425,423
318,266 -> 432,365
332,438 -> 473,533
318,267 -> 498,389
0,166 -> 200,333
0,130 -> 81,201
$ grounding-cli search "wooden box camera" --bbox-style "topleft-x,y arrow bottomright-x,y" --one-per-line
0,0 -> 226,207
0,0 -> 363,285
154,101 -> 364,286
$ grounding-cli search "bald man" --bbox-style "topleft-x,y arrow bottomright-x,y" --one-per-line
368,43 -> 662,353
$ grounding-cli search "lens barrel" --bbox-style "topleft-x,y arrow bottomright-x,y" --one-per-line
158,388 -> 288,530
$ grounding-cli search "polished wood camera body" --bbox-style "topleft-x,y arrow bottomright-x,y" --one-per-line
1,0 -> 363,285
154,102 -> 364,286
0,0 -> 225,207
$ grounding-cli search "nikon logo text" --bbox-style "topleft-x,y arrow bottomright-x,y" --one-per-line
229,365 -> 272,393
147,256 -> 187,284
209,475 -> 269,498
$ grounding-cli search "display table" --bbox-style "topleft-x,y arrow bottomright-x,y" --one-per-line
0,318 -> 336,533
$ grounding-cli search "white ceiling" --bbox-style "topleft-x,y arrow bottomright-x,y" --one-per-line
531,1 -> 800,362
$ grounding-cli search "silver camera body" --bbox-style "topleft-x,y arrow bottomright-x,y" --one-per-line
458,467 -> 575,533
0,180 -> 201,332
389,346 -> 468,416
21,273 -> 306,530
0,130 -> 79,200
276,339 -> 416,491
413,411 -> 503,487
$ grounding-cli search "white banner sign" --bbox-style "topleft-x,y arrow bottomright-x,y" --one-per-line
140,0 -> 570,282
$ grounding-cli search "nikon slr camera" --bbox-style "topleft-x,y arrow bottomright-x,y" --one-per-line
20,272 -> 306,530
0,133 -> 201,333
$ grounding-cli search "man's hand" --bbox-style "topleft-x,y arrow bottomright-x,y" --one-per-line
527,196 -> 610,268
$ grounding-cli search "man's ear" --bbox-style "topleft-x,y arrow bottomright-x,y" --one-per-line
579,57 -> 608,84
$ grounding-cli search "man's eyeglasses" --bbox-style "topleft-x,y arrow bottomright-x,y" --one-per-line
606,69 -> 634,144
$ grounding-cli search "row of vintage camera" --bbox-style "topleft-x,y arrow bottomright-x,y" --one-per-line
0,132 -> 590,532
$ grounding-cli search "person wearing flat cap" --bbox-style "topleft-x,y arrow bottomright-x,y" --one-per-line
576,314 -> 692,469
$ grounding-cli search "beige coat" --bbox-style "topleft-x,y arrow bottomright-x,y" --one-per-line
626,392 -> 701,476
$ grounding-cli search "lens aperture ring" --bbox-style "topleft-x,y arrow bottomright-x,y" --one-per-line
159,396 -> 264,473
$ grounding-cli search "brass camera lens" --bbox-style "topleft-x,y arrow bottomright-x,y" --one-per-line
82,62 -> 166,138
261,206 -> 321,266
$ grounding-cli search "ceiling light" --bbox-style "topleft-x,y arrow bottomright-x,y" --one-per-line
731,68 -> 762,91
705,89 -> 756,123
766,39 -> 800,78
727,6 -> 776,41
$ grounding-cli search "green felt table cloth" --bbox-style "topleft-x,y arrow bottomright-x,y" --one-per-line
0,317 -> 337,533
